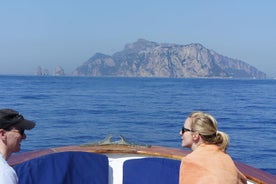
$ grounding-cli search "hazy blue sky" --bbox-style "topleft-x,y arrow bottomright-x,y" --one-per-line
1,1 -> 276,77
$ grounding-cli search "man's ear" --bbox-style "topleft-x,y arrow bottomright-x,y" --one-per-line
0,129 -> 4,134
0,129 -> 7,139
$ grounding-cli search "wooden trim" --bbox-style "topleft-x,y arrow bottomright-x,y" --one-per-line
9,144 -> 276,184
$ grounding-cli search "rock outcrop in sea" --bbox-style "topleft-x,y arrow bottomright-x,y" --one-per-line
53,66 -> 65,76
73,39 -> 266,79
35,66 -> 65,76
35,66 -> 49,76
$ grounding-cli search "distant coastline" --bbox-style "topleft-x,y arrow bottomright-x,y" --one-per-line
2,74 -> 276,80
34,39 -> 266,79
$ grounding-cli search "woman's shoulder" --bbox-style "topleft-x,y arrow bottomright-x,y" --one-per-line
185,144 -> 232,161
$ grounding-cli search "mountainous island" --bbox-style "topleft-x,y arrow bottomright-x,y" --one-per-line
37,39 -> 266,79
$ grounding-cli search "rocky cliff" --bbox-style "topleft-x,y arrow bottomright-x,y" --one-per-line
72,39 -> 266,79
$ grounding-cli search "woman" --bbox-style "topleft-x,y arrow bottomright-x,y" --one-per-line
179,111 -> 247,184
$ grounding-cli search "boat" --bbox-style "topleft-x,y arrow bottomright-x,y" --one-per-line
8,135 -> 276,184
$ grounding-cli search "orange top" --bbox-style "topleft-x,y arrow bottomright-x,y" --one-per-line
179,144 -> 247,184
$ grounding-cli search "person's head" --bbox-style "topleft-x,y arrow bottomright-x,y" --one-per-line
180,111 -> 229,151
0,109 -> 36,156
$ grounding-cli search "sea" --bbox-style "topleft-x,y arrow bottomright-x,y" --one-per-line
1,75 -> 275,175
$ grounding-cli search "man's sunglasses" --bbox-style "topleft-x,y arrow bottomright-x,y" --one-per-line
10,129 -> 25,136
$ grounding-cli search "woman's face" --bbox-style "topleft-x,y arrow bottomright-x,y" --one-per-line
180,117 -> 194,148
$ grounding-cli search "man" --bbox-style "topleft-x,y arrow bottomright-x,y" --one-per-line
0,109 -> 36,184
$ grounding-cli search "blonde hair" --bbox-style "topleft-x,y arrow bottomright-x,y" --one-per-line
189,111 -> 229,151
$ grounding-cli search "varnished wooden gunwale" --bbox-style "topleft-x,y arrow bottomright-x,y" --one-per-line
8,144 -> 276,184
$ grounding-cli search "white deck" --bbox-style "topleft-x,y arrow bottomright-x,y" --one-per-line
108,154 -> 145,184
106,154 -> 254,184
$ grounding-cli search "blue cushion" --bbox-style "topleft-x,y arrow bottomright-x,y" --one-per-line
123,157 -> 181,184
13,151 -> 109,184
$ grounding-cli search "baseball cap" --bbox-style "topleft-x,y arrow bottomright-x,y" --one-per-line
0,109 -> 36,130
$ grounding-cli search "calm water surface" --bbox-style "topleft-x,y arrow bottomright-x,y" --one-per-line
0,75 -> 275,175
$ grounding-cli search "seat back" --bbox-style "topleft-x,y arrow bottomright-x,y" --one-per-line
123,157 -> 180,184
13,151 -> 109,184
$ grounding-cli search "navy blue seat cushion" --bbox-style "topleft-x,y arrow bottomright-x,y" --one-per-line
13,151 -> 109,184
123,157 -> 181,184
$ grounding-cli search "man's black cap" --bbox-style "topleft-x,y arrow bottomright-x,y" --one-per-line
0,109 -> 36,130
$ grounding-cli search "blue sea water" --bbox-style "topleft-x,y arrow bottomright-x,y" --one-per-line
0,75 -> 275,175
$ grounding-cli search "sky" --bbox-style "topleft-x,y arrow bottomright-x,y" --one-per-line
1,1 -> 276,78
